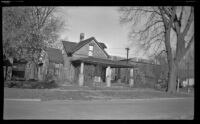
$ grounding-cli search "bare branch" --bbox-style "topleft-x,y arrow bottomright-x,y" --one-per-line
134,20 -> 163,34
179,6 -> 184,22
131,7 -> 161,16
159,7 -> 169,29
182,7 -> 194,36
146,38 -> 164,52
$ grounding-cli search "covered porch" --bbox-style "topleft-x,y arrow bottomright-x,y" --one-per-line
71,57 -> 137,87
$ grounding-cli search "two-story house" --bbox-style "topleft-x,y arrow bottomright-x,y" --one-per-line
62,33 -> 136,87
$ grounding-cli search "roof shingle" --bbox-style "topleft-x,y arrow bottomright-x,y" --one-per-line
62,41 -> 77,54
47,48 -> 64,64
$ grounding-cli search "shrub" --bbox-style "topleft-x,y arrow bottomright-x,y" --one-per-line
5,79 -> 59,89
154,79 -> 168,91
5,71 -> 59,89
4,81 -> 23,88
20,80 -> 59,89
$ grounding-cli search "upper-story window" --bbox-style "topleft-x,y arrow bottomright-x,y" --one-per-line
88,44 -> 94,56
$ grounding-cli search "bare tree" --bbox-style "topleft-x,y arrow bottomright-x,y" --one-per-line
118,6 -> 194,93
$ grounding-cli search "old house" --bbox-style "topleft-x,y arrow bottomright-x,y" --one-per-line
11,47 -> 64,82
62,33 -> 136,87
37,47 -> 64,83
12,58 -> 28,80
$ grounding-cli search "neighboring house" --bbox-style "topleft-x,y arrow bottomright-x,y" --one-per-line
11,47 -> 64,82
61,33 -> 135,87
3,55 -> 13,81
12,58 -> 27,80
36,47 -> 64,82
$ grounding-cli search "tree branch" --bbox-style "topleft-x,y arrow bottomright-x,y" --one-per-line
182,7 -> 194,36
159,7 -> 169,29
134,20 -> 163,34
177,35 -> 194,63
127,7 -> 162,16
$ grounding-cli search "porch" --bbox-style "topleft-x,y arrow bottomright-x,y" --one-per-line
71,57 -> 137,87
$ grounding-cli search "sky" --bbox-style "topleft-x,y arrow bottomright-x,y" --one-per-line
56,7 -> 148,59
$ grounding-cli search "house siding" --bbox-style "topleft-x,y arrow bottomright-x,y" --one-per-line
73,40 -> 108,59
62,39 -> 109,85
63,49 -> 75,83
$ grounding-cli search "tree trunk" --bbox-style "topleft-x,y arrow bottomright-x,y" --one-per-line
5,66 -> 8,81
167,62 -> 177,93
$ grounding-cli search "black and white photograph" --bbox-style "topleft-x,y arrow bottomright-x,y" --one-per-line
3,6 -> 194,120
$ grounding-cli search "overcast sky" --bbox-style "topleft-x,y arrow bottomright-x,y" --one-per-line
56,7 -> 148,59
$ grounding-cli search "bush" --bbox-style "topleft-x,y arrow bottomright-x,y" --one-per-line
154,79 -> 168,91
35,80 -> 59,89
4,81 -> 23,88
5,72 -> 59,89
4,79 -> 59,89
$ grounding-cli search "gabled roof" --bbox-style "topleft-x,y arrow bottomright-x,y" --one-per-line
62,41 -> 77,54
47,48 -> 64,64
62,37 -> 109,57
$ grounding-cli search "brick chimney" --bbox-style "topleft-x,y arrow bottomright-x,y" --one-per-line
80,33 -> 84,41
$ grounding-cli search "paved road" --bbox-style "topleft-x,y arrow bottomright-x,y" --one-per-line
3,98 -> 194,120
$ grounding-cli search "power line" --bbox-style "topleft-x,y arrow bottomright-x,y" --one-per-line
108,48 -> 126,49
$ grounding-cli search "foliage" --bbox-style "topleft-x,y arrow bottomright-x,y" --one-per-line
4,80 -> 59,89
154,79 -> 168,91
5,71 -> 59,89
4,81 -> 23,88
3,7 -> 65,64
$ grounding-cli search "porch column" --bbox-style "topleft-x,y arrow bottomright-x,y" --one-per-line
79,62 -> 84,86
129,68 -> 134,87
177,78 -> 180,92
106,66 -> 111,87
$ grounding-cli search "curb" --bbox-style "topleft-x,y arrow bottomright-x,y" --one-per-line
50,89 -> 163,92
4,98 -> 41,101
4,97 -> 193,102
107,97 -> 194,101
40,97 -> 194,103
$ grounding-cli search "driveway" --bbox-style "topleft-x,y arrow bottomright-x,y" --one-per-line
3,97 -> 194,120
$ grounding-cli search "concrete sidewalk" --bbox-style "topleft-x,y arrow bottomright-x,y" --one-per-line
4,97 -> 194,119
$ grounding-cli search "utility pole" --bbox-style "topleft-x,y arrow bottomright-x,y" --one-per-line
125,47 -> 130,84
125,47 -> 130,63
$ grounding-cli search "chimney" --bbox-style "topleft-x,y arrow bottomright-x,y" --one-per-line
80,33 -> 84,41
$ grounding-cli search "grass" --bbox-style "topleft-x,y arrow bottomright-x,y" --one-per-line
100,90 -> 193,99
4,86 -> 193,101
4,88 -> 98,101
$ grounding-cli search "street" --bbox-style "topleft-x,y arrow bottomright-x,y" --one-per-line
3,98 -> 194,119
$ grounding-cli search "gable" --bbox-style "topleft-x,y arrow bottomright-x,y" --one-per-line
73,39 -> 109,59
62,41 -> 77,54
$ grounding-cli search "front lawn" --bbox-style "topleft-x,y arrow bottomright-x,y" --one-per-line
4,87 -> 193,101
100,90 -> 193,99
4,88 -> 98,101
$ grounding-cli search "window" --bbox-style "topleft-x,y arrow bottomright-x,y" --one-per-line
88,45 -> 94,56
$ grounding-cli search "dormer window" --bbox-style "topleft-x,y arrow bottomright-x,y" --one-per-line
88,44 -> 94,56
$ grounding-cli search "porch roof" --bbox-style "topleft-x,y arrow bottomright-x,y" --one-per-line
71,57 -> 136,68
